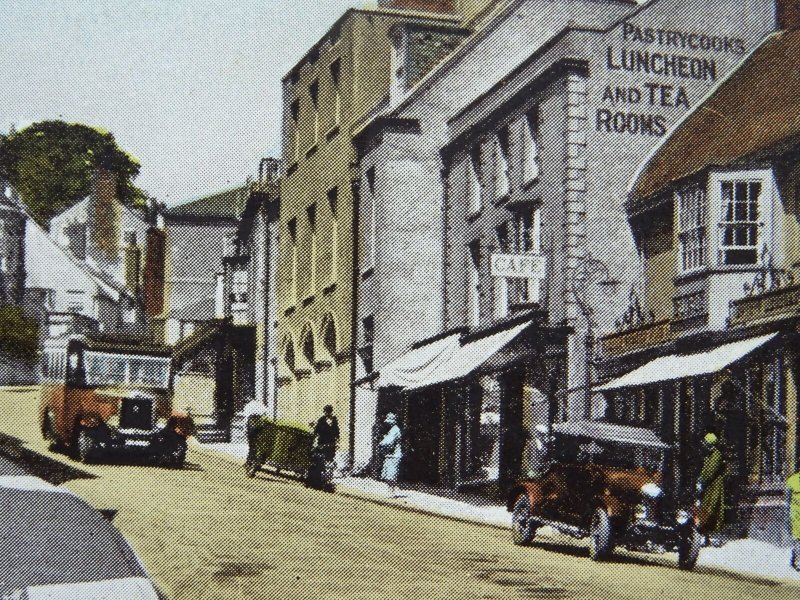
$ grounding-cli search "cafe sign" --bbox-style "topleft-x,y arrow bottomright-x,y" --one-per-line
490,253 -> 546,280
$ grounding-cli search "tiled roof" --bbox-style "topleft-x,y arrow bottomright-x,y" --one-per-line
166,185 -> 249,220
630,30 -> 800,202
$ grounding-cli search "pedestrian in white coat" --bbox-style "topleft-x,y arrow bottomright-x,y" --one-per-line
379,413 -> 402,498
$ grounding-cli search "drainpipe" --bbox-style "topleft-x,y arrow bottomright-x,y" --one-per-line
348,161 -> 362,468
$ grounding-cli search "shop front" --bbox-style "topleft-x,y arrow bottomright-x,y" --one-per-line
375,314 -> 567,492
596,330 -> 798,543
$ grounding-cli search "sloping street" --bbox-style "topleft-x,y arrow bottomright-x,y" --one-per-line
1,386 -> 798,600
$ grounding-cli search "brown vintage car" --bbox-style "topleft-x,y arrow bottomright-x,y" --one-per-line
39,335 -> 194,468
507,420 -> 702,570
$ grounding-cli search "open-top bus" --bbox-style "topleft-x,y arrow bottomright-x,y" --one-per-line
39,334 -> 194,468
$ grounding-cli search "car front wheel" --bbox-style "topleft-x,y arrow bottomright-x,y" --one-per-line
511,495 -> 538,546
162,437 -> 187,469
678,526 -> 702,570
589,508 -> 614,561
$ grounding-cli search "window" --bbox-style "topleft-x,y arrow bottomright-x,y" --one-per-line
494,223 -> 509,318
719,180 -> 761,265
360,315 -> 374,374
123,230 -> 137,247
495,128 -> 511,200
677,185 -> 708,272
467,241 -> 481,328
302,328 -> 315,367
466,146 -> 482,215
522,108 -> 540,184
509,209 -> 542,305
0,257 -> 7,273
309,80 -> 320,146
307,203 -> 317,294
288,218 -> 298,305
223,233 -> 237,258
362,167 -> 376,271
328,188 -> 338,283
290,99 -> 301,163
231,270 -> 248,304
330,59 -> 342,127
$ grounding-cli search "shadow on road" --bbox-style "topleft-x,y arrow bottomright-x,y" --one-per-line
0,432 -> 95,485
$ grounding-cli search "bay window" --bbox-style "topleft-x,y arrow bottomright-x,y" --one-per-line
719,179 -> 761,265
677,185 -> 707,272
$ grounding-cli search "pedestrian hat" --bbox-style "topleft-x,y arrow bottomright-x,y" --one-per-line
704,432 -> 718,445
384,413 -> 397,425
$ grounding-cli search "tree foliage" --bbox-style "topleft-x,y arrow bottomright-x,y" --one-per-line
0,305 -> 39,363
0,121 -> 146,225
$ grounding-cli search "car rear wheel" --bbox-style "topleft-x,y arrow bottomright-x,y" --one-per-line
76,428 -> 97,464
678,526 -> 702,570
511,495 -> 538,546
589,508 -> 614,561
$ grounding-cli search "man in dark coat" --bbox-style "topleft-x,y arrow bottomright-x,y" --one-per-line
313,405 -> 340,462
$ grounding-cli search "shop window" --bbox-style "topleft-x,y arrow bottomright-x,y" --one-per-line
494,128 -> 511,201
466,145 -> 483,215
328,187 -> 338,283
522,108 -> 541,184
467,240 -> 481,328
761,355 -> 787,486
677,184 -> 708,272
719,180 -> 761,265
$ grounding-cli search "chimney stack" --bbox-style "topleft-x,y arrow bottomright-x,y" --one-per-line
777,0 -> 800,30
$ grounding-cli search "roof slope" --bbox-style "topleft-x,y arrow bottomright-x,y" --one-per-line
167,185 -> 248,220
631,30 -> 800,202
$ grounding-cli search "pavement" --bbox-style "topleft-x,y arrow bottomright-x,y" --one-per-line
199,439 -> 800,585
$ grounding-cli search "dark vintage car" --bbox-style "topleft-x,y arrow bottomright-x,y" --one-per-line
507,420 -> 702,570
39,335 -> 194,468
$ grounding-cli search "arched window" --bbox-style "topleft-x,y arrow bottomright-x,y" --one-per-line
321,313 -> 337,360
301,324 -> 315,368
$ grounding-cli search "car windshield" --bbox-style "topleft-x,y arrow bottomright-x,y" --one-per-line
552,433 -> 663,471
84,351 -> 170,389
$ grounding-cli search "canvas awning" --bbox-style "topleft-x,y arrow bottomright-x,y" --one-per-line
378,321 -> 532,391
594,332 -> 778,392
551,420 -> 669,449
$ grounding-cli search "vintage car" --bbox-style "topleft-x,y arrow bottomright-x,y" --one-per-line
39,335 -> 194,468
507,420 -> 702,570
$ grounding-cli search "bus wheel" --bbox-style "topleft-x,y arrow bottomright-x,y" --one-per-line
76,428 -> 97,464
42,410 -> 61,451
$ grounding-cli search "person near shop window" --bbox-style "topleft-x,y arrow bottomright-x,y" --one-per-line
379,413 -> 403,498
696,432 -> 727,544
243,397 -> 269,467
787,470 -> 800,571
313,404 -> 340,462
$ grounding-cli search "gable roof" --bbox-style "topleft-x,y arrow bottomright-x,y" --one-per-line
166,185 -> 249,220
630,30 -> 800,203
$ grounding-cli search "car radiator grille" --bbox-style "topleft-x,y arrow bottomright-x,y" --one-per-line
119,397 -> 154,430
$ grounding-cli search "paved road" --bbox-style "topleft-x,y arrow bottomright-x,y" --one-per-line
2,387 -> 799,600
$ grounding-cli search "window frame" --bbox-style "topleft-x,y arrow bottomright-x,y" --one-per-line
676,183 -> 708,274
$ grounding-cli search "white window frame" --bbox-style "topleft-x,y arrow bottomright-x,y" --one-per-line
676,184 -> 708,274
522,109 -> 541,184
712,169 -> 772,268
465,147 -> 482,216
467,241 -> 481,328
494,130 -> 511,201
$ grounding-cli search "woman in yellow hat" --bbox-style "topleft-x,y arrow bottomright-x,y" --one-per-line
787,470 -> 800,570
696,432 -> 727,539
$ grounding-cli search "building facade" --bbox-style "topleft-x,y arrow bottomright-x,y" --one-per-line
276,0 -> 496,465
355,0 -> 777,487
596,11 -> 800,544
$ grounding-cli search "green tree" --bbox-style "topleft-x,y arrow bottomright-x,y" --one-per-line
0,121 -> 146,226
0,305 -> 39,363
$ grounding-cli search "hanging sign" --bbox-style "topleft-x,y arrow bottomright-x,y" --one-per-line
490,253 -> 546,280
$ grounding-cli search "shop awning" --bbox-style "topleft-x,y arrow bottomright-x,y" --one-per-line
378,321 -> 531,391
594,332 -> 778,392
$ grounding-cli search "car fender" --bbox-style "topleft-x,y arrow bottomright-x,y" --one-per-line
507,481 -> 544,512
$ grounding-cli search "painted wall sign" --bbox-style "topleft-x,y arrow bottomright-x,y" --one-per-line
595,21 -> 748,138
490,253 -> 546,280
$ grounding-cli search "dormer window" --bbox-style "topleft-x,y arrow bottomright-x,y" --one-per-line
719,180 -> 761,265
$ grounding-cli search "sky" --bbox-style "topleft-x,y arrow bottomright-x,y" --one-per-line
1,0 -> 357,206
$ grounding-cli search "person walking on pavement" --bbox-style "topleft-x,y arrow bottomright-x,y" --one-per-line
787,469 -> 800,571
696,432 -> 727,544
313,405 -> 340,463
379,413 -> 402,498
243,398 -> 269,470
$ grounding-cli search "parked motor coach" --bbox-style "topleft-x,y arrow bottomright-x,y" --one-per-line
39,334 -> 194,468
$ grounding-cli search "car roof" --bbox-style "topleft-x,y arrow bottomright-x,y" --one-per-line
0,477 -> 155,596
551,420 -> 670,449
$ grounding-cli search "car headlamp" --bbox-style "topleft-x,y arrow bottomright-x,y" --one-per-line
676,510 -> 692,525
640,483 -> 663,499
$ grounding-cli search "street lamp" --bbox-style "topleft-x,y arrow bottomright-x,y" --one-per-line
568,253 -> 620,417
